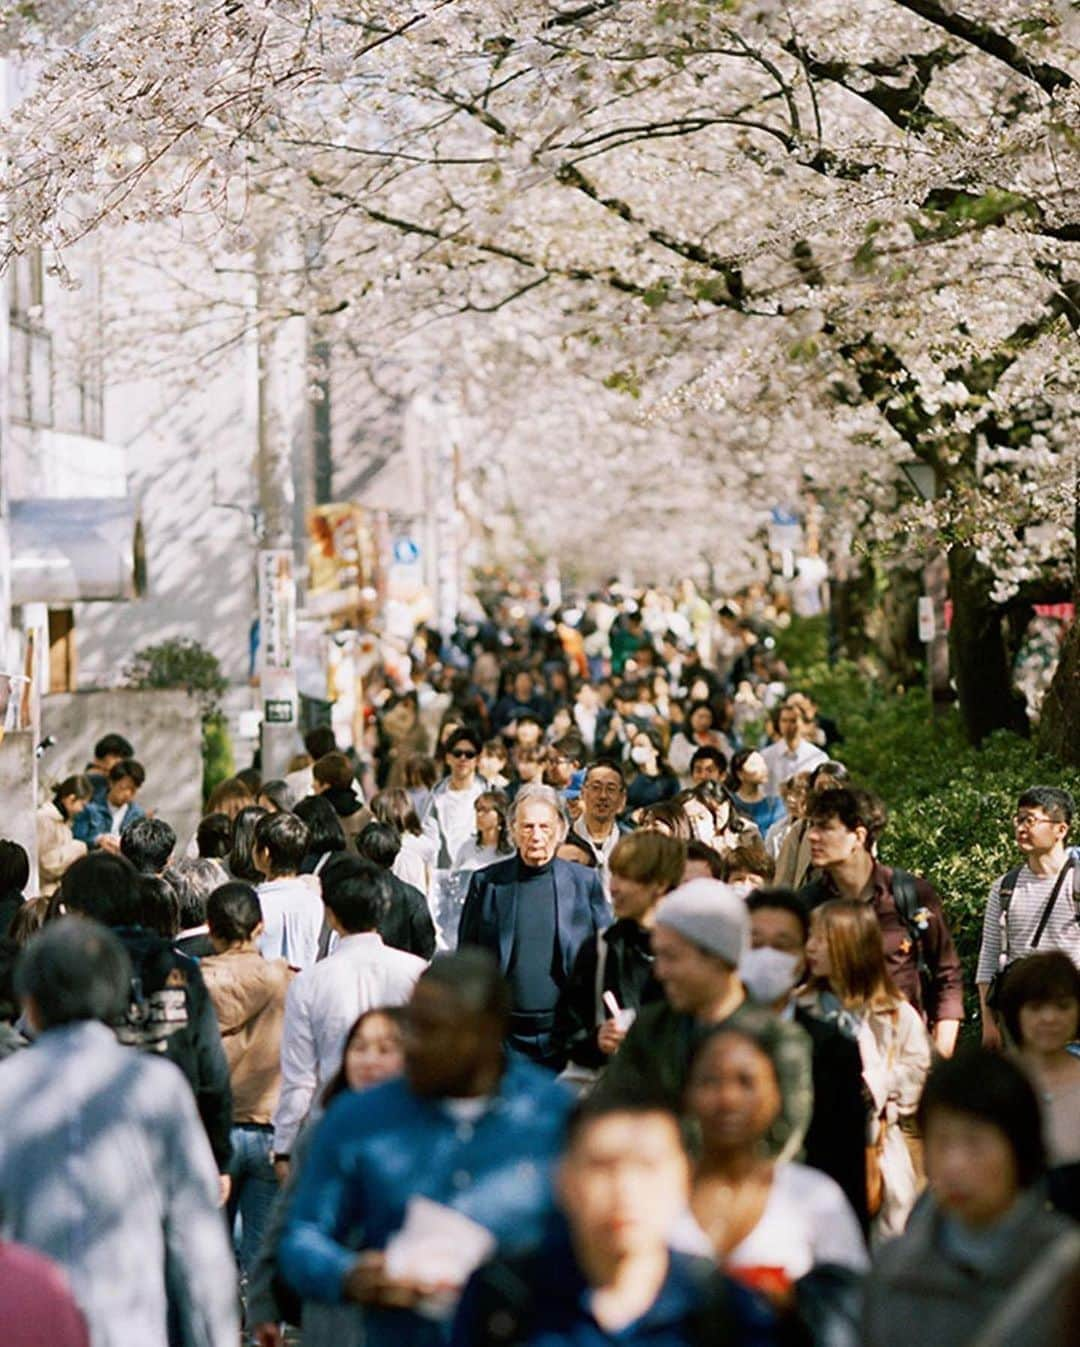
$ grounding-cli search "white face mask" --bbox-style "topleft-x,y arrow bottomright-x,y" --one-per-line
739,947 -> 803,1006
630,742 -> 653,766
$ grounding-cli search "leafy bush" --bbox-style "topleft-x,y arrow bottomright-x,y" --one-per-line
798,652 -> 1080,1028
125,638 -> 228,717
202,714 -> 235,803
125,638 -> 233,803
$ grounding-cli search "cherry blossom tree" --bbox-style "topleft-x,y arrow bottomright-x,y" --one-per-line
4,0 -> 1080,743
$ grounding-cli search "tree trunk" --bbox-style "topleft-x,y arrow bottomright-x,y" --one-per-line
948,546 -> 1029,745
1037,620 -> 1080,765
829,560 -> 875,663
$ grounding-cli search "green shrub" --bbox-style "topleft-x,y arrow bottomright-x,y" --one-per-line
202,714 -> 235,803
125,638 -> 233,804
796,653 -> 1080,1029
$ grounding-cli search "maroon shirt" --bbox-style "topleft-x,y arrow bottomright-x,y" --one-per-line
0,1241 -> 89,1347
802,862 -> 965,1025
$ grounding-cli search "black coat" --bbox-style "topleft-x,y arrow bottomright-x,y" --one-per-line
114,926 -> 233,1172
553,920 -> 663,1068
795,1006 -> 869,1233
458,856 -> 609,987
380,872 -> 437,960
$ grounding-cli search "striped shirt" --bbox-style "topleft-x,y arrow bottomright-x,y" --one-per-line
976,862 -> 1080,983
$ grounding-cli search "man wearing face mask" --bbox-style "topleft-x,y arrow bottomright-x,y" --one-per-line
743,889 -> 868,1231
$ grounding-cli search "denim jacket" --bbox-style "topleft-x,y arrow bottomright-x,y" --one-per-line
279,1057 -> 573,1347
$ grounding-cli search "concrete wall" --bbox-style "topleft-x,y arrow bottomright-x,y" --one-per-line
41,689 -> 204,851
0,731 -> 38,892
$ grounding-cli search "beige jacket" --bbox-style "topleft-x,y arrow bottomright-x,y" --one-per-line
36,801 -> 86,897
201,948 -> 294,1124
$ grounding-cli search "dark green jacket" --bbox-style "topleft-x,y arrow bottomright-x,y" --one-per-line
597,998 -> 813,1161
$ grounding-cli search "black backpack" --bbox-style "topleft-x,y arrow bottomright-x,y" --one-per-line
890,868 -> 935,1016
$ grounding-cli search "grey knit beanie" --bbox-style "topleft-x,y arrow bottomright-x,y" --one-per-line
654,878 -> 748,968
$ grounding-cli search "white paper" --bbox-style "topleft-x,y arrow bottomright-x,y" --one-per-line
383,1196 -> 496,1320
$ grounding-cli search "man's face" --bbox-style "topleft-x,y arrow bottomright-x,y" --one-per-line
807,813 -> 865,870
581,768 -> 625,825
513,799 -> 562,867
1013,805 -> 1068,857
513,673 -> 533,702
100,753 -> 124,774
108,777 -> 138,807
778,707 -> 802,744
651,924 -> 729,1016
691,756 -> 722,785
557,1113 -> 689,1265
403,980 -> 487,1097
749,907 -> 807,983
447,740 -> 479,783
545,750 -> 579,790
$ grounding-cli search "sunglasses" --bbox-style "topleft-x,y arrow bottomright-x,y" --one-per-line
448,749 -> 478,760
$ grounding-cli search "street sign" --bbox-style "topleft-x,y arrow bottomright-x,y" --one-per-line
258,549 -> 295,672
264,699 -> 294,724
918,596 -> 936,643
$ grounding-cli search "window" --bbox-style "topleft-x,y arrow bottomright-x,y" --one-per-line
47,608 -> 77,693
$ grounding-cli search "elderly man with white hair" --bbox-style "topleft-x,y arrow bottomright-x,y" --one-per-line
458,783 -> 609,1070
597,877 -> 813,1161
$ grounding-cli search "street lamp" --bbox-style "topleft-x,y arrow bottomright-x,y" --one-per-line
899,458 -> 937,502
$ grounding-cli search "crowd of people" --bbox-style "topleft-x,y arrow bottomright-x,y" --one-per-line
0,580 -> 1077,1347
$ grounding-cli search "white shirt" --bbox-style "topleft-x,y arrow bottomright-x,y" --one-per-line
760,738 -> 828,796
393,831 -> 437,897
257,875 -> 325,971
674,1163 -> 868,1282
272,932 -> 426,1152
976,860 -> 1080,983
578,821 -> 620,902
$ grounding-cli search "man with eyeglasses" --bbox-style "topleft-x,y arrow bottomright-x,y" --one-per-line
977,786 -> 1080,1050
570,759 -> 632,902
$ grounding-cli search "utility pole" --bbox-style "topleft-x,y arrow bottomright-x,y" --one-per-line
255,236 -> 301,778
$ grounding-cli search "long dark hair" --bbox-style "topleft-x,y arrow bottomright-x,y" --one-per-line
228,805 -> 269,882
321,1006 -> 407,1107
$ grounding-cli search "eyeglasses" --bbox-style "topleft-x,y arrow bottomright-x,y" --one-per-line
1014,813 -> 1060,828
448,749 -> 478,760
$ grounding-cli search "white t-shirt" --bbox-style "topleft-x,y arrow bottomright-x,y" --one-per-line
675,1163 -> 867,1282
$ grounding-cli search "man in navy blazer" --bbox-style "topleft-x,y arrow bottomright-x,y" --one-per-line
459,783 -> 610,1070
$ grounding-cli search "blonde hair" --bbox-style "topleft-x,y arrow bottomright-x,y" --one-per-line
809,900 -> 901,1011
609,831 -> 686,893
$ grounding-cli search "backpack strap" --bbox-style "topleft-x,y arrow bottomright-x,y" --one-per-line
995,865 -> 1024,971
891,869 -> 935,1013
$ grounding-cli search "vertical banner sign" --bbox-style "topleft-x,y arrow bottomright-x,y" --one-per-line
917,596 -> 936,645
259,549 -> 296,725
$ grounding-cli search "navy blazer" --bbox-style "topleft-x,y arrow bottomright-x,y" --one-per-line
458,855 -> 610,985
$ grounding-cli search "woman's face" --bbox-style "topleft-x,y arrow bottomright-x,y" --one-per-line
689,707 -> 713,736
1018,996 -> 1080,1054
475,802 -> 500,838
610,874 -> 664,923
63,794 -> 89,817
925,1108 -> 1019,1229
805,920 -> 833,979
478,752 -> 505,780
682,800 -> 715,844
687,1033 -> 781,1154
345,1014 -> 404,1091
